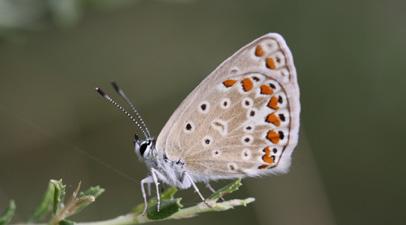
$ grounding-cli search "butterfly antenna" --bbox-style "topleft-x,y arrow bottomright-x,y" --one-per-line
95,87 -> 149,139
110,81 -> 151,138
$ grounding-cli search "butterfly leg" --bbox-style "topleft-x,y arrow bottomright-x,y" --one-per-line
205,182 -> 225,201
140,176 -> 154,215
185,172 -> 212,208
150,168 -> 161,212
147,182 -> 151,196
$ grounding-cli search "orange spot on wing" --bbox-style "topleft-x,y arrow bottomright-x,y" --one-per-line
267,96 -> 279,110
266,57 -> 276,69
223,79 -> 237,87
255,45 -> 265,57
241,78 -> 254,92
266,130 -> 280,144
260,85 -> 273,95
262,147 -> 274,164
266,113 -> 281,127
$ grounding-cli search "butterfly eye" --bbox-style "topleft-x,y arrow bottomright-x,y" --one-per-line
139,141 -> 151,157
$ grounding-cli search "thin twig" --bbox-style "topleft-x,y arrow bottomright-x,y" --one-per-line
78,198 -> 255,225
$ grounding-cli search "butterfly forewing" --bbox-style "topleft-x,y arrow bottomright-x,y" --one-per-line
156,33 -> 300,181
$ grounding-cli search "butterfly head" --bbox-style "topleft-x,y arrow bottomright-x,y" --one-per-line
134,134 -> 156,160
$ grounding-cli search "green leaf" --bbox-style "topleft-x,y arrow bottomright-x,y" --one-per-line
73,186 -> 105,214
0,200 -> 16,225
79,186 -> 105,199
146,187 -> 182,219
159,187 -> 178,200
209,179 -> 242,200
51,180 -> 66,214
147,198 -> 183,220
29,179 -> 66,222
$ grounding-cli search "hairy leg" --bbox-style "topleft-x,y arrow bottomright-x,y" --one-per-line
140,176 -> 154,215
184,172 -> 212,207
150,168 -> 161,212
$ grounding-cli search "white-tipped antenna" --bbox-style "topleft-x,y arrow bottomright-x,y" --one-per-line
110,81 -> 151,138
95,87 -> 149,139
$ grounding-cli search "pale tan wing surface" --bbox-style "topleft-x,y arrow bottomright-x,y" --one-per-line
155,33 -> 300,180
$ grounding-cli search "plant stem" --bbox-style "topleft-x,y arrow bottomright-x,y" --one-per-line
61,197 -> 253,225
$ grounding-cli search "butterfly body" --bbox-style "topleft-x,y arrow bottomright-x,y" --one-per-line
97,33 -> 300,213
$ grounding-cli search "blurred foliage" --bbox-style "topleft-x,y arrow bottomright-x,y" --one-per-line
4,179 -> 104,225
29,179 -> 66,222
29,179 -> 104,224
0,200 -> 15,225
0,0 -> 188,39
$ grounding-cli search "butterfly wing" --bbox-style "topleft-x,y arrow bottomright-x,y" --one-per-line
156,33 -> 300,181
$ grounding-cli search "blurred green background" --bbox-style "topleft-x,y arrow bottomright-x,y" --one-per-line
0,0 -> 405,225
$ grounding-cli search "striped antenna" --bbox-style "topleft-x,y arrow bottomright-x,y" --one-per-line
95,87 -> 149,139
110,81 -> 151,138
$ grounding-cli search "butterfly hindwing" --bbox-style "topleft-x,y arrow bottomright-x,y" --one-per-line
156,33 -> 300,181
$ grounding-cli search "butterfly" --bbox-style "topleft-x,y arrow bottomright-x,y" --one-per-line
96,33 -> 300,213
